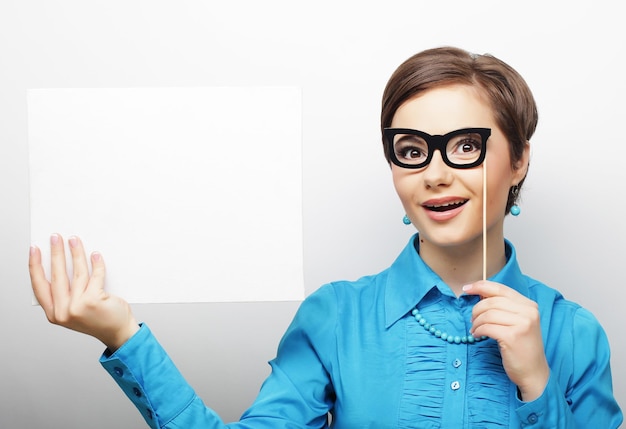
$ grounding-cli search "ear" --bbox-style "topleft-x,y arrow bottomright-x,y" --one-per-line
511,140 -> 530,185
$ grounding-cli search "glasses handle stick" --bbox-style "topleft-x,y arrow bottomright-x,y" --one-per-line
482,157 -> 487,281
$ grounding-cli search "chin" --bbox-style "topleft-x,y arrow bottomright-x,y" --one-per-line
417,229 -> 483,250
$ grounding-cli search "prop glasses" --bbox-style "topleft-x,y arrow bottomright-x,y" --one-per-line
384,127 -> 491,169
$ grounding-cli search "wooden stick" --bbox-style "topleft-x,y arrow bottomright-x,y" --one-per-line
482,157 -> 487,281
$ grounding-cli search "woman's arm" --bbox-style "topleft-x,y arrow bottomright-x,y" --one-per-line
464,281 -> 623,428
29,234 -> 335,428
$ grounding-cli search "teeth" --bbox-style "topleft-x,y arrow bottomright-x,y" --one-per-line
425,200 -> 467,212
427,201 -> 465,208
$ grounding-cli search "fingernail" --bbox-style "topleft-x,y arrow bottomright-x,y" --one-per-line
68,236 -> 78,248
462,284 -> 473,292
92,252 -> 102,262
50,234 -> 59,245
30,245 -> 37,255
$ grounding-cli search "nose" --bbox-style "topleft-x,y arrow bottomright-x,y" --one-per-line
422,149 -> 453,188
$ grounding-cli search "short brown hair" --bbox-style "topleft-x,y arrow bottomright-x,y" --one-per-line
380,46 -> 538,213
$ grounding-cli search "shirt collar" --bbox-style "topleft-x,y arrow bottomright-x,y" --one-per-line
384,233 -> 528,328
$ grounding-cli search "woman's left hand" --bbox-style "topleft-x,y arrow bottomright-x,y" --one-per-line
463,280 -> 550,402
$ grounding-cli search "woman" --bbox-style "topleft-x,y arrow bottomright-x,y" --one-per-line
29,46 -> 623,428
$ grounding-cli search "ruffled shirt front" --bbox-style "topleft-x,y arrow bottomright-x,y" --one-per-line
101,234 -> 623,428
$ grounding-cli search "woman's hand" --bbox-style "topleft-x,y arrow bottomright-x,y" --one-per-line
29,234 -> 139,352
463,281 -> 550,402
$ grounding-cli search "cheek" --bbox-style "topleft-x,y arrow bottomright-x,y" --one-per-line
486,168 -> 514,211
391,167 -> 411,199
452,170 -> 485,199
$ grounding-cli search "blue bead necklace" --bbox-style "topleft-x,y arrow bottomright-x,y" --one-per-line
412,307 -> 488,345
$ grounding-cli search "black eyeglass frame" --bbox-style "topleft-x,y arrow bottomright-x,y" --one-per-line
383,127 -> 491,169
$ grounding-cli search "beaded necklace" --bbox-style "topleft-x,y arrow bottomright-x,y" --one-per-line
412,307 -> 488,345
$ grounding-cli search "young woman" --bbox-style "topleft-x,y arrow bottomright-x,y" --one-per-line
29,46 -> 623,428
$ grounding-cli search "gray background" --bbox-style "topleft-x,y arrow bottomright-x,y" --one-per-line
1,1 -> 623,427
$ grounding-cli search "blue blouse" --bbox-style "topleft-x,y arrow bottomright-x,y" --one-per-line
101,235 -> 623,428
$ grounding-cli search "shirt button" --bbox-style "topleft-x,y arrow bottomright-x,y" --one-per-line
146,409 -> 153,420
453,358 -> 462,368
451,381 -> 461,390
527,413 -> 538,424
113,367 -> 124,377
133,387 -> 142,398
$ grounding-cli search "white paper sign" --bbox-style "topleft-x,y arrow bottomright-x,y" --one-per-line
28,87 -> 304,303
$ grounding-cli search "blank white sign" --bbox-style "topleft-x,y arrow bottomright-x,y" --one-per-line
28,87 -> 304,303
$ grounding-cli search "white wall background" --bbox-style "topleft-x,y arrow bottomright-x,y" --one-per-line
1,1 -> 623,427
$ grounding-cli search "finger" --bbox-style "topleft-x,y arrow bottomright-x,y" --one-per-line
85,251 -> 106,294
68,236 -> 90,296
462,280 -> 518,299
472,308 -> 520,330
471,323 -> 513,344
49,233 -> 70,305
28,245 -> 53,312
472,296 -> 526,319
474,290 -> 537,316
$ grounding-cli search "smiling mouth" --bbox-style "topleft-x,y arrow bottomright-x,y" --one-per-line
424,200 -> 468,212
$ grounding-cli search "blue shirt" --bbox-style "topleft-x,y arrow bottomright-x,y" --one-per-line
101,235 -> 623,428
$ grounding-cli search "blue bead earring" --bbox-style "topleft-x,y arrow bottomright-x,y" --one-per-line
402,214 -> 412,225
509,185 -> 521,216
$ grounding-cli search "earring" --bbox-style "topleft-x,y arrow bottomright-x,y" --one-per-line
402,214 -> 412,225
509,185 -> 520,216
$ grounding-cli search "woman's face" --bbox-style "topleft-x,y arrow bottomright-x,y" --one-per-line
390,84 -> 528,250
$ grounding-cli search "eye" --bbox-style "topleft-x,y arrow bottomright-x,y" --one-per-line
449,134 -> 483,159
393,135 -> 428,163
400,147 -> 426,159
